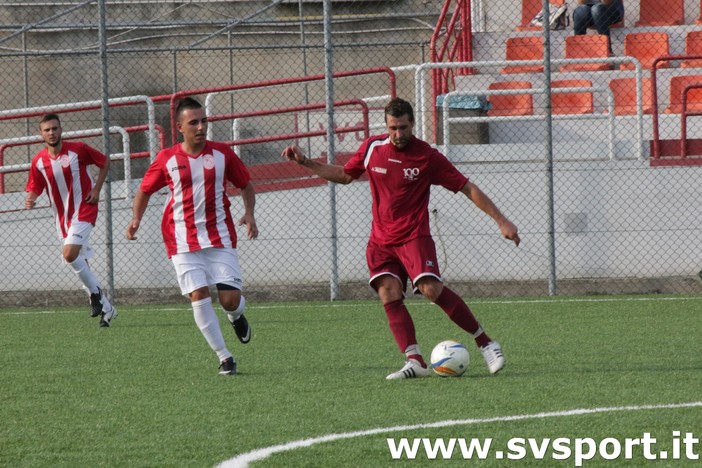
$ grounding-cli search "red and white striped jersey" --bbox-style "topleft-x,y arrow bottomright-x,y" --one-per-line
343,134 -> 469,246
25,141 -> 107,239
140,141 -> 251,258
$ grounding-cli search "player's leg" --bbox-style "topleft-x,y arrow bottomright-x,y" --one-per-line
367,241 -> 429,379
63,222 -> 115,323
217,287 -> 250,344
404,237 -> 505,374
207,247 -> 251,344
173,251 -> 234,375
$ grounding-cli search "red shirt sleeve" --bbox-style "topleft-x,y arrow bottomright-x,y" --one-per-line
25,154 -> 46,195
224,147 -> 251,189
430,148 -> 469,193
140,153 -> 168,195
343,137 -> 376,180
77,142 -> 108,168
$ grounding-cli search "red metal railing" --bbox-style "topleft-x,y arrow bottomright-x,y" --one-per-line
166,67 -> 396,145
0,124 -> 166,194
207,99 -> 369,147
650,54 -> 702,163
679,83 -> 702,160
1,69 -> 391,195
430,0 -> 472,142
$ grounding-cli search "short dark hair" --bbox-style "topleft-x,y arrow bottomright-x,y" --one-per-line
384,98 -> 414,123
39,113 -> 61,126
176,97 -> 203,119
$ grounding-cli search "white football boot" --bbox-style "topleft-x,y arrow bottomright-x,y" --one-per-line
386,358 -> 430,380
99,299 -> 117,328
480,341 -> 505,374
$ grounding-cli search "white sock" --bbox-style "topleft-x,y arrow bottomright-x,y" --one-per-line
404,344 -> 422,358
68,257 -> 101,294
225,295 -> 246,321
192,297 -> 231,362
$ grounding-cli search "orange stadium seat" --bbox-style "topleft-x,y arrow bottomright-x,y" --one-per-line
636,0 -> 684,26
551,79 -> 594,115
501,36 -> 545,74
608,77 -> 654,115
487,81 -> 534,116
559,35 -> 611,72
516,0 -> 566,31
620,32 -> 669,70
681,31 -> 702,68
666,75 -> 702,114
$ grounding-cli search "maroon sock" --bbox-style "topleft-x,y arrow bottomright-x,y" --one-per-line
383,299 -> 418,353
434,287 -> 491,347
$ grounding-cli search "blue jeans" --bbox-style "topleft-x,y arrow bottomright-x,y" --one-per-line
573,1 -> 625,48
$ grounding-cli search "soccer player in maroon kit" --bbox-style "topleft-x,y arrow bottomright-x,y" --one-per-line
282,98 -> 520,379
25,113 -> 117,327
126,97 -> 258,376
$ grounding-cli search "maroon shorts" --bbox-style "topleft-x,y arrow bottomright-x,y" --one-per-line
366,236 -> 442,293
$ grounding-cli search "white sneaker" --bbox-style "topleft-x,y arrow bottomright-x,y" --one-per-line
99,302 -> 117,328
480,341 -> 505,374
385,359 -> 430,380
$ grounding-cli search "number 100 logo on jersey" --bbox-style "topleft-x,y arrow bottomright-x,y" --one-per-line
403,167 -> 420,181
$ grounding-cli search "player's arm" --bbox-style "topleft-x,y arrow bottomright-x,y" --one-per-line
461,181 -> 520,246
237,182 -> 258,240
24,191 -> 39,209
281,145 -> 353,185
125,189 -> 151,240
25,162 -> 44,209
85,148 -> 110,204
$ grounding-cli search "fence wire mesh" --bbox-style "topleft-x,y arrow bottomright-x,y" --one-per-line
1,0 -> 700,306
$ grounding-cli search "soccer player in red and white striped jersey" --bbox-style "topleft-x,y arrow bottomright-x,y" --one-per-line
126,97 -> 258,376
25,113 -> 117,327
283,98 -> 520,379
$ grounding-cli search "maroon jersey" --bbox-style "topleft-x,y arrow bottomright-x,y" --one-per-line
25,141 -> 107,238
344,135 -> 468,245
140,141 -> 250,258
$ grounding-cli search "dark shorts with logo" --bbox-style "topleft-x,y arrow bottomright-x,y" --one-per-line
366,236 -> 442,293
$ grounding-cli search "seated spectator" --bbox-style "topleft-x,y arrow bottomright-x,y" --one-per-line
573,0 -> 624,53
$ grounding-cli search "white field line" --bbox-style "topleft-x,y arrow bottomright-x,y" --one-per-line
217,401 -> 702,468
2,294 -> 702,316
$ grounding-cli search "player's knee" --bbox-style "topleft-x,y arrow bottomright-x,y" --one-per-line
218,291 -> 242,312
416,279 -> 443,302
63,251 -> 79,263
189,287 -> 211,302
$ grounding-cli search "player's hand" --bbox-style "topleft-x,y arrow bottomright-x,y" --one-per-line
238,214 -> 258,240
500,220 -> 520,247
125,219 -> 140,240
24,197 -> 36,209
281,145 -> 306,164
84,188 -> 100,204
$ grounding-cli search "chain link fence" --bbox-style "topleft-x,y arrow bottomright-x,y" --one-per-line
1,0 -> 700,307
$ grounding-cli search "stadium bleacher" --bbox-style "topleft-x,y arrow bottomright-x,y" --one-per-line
665,74 -> 702,114
635,0 -> 684,26
619,31 -> 670,70
681,30 -> 702,68
500,36 -> 544,74
551,79 -> 594,115
559,35 -> 611,72
608,77 -> 654,115
487,81 -> 534,116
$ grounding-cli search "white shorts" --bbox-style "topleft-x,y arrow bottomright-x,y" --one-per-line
171,247 -> 243,296
63,221 -> 94,260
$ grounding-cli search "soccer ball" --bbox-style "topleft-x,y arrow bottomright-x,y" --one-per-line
430,340 -> 470,377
